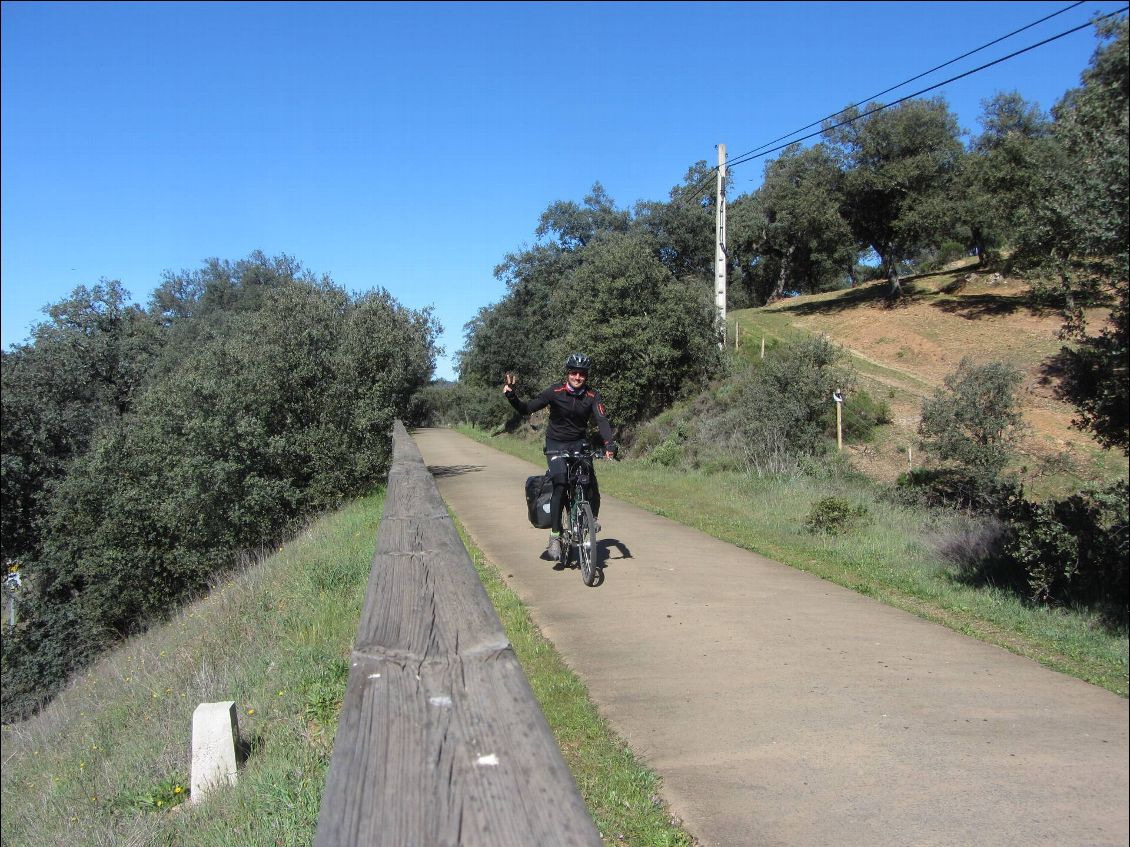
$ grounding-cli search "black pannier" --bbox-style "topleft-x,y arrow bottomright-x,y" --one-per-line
525,472 -> 554,528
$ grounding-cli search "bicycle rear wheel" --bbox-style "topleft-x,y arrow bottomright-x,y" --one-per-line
577,502 -> 600,586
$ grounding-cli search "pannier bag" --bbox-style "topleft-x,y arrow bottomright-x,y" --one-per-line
525,472 -> 554,528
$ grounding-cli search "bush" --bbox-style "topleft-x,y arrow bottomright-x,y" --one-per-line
918,358 -> 1025,498
1003,482 -> 1128,622
1002,497 -> 1080,605
894,467 -> 1021,512
699,336 -> 854,475
804,496 -> 870,535
915,240 -> 969,272
953,481 -> 1129,626
929,514 -> 1008,571
647,430 -> 686,467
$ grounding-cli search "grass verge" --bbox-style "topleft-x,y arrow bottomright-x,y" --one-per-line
1,491 -> 384,847
454,425 -> 1128,698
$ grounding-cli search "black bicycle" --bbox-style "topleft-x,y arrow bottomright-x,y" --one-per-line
549,448 -> 607,587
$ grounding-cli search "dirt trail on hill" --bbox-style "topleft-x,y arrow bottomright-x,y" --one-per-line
739,281 -> 1121,486
413,428 -> 1128,847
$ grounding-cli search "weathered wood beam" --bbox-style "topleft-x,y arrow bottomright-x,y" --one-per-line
315,422 -> 600,846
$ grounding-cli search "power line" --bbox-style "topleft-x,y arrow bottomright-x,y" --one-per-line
727,6 -> 1127,172
676,5 -> 1126,208
731,0 -> 1086,165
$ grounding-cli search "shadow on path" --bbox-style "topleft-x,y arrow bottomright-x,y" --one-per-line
599,538 -> 632,563
428,464 -> 484,478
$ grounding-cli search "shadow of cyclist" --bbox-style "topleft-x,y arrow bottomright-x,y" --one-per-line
598,538 -> 632,564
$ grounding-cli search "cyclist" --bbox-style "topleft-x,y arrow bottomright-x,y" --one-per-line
503,352 -> 616,560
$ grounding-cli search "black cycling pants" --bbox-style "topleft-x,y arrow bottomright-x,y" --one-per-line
545,439 -> 600,533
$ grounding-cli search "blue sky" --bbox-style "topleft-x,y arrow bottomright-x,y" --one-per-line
1,1 -> 1118,379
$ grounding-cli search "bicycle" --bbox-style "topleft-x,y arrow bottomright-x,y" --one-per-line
548,447 -> 609,587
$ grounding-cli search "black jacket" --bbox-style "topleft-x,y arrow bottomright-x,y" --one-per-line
506,382 -> 614,446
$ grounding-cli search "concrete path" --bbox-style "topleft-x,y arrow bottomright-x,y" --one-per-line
413,428 -> 1128,847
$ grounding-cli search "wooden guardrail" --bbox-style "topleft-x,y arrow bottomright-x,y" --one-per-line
314,421 -> 601,846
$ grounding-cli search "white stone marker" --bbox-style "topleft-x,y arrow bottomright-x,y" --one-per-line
191,701 -> 239,803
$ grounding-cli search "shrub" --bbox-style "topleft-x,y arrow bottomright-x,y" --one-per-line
929,514 -> 1008,571
1003,482 -> 1128,622
938,241 -> 969,267
954,481 -> 1129,626
894,467 -> 1021,512
700,335 -> 854,475
648,430 -> 686,467
918,358 -> 1025,504
804,496 -> 870,535
1002,497 -> 1080,605
916,240 -> 968,272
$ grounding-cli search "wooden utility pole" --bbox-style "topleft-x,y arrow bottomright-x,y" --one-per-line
715,143 -> 727,348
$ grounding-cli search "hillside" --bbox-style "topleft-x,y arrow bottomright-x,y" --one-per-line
732,261 -> 1126,497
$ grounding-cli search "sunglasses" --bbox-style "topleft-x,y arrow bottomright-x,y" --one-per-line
567,369 -> 588,376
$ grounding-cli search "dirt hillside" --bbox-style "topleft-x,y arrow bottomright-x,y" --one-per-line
733,262 -> 1126,495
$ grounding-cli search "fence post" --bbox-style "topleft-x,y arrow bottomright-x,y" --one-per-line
833,391 -> 844,452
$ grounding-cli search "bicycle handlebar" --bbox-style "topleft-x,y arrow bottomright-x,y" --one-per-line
546,448 -> 618,461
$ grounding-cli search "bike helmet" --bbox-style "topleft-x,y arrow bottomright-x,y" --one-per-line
564,352 -> 592,372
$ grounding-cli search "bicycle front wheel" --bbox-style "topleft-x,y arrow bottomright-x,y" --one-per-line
577,502 -> 600,586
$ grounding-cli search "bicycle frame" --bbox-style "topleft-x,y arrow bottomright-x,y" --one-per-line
547,449 -> 599,518
547,448 -> 604,586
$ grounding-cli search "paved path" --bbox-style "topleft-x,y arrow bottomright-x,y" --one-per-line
413,428 -> 1128,847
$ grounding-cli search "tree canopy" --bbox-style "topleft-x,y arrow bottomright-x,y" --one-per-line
1,254 -> 438,720
459,184 -> 721,428
1013,18 -> 1128,453
823,97 -> 965,297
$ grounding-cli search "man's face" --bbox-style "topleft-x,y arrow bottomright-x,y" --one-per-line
567,369 -> 588,390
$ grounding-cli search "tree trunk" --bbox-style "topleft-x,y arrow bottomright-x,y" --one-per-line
888,263 -> 903,299
973,227 -> 987,267
771,245 -> 795,301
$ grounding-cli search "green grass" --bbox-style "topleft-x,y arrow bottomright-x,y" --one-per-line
2,486 -> 698,847
453,514 -> 696,846
1,492 -> 383,847
455,425 -> 1129,698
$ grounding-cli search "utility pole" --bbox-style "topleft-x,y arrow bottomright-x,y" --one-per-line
715,143 -> 727,348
